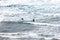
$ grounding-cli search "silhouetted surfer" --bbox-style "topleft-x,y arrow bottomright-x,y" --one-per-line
33,19 -> 35,22
21,18 -> 23,21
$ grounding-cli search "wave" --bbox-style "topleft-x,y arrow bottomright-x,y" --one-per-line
0,32 -> 60,40
0,21 -> 60,39
0,32 -> 38,38
0,20 -> 60,28
26,22 -> 60,26
1,21 -> 60,26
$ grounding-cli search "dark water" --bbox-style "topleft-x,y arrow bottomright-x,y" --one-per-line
0,22 -> 37,32
0,22 -> 60,40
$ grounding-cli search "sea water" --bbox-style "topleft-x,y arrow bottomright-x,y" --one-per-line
0,21 -> 60,40
0,0 -> 60,40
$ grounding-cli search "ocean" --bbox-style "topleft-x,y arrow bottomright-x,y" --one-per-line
0,21 -> 60,40
0,0 -> 60,40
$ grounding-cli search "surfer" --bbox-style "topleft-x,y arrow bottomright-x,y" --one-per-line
32,19 -> 35,22
21,18 -> 23,21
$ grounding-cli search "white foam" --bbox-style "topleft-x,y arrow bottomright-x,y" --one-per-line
0,32 -> 59,40
27,22 -> 60,26
0,32 -> 39,38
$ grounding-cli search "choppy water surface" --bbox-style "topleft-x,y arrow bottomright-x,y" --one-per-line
0,0 -> 60,40
0,21 -> 60,40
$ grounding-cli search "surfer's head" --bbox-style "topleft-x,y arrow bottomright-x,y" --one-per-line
33,19 -> 35,22
21,18 -> 23,20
